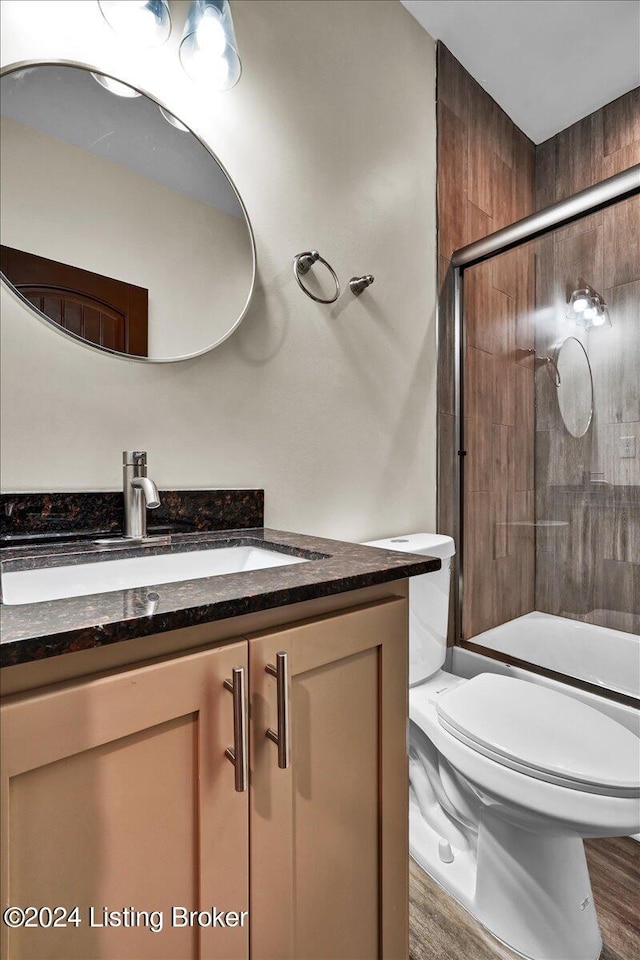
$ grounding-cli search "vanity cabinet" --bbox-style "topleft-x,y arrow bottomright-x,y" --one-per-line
1,595 -> 408,960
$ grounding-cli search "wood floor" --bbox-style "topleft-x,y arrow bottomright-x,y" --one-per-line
409,837 -> 640,960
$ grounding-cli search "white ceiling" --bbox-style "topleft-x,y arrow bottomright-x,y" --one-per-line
400,0 -> 640,143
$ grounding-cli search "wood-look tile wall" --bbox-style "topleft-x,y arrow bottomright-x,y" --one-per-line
535,88 -> 640,206
534,89 -> 640,634
436,45 -> 536,641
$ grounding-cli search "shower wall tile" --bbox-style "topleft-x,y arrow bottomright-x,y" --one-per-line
604,494 -> 640,565
437,42 -> 470,123
438,410 -> 459,648
465,348 -> 493,492
602,140 -> 640,179
463,492 -> 495,636
467,87 -> 501,219
513,128 -> 536,221
492,157 -> 516,230
465,264 -> 497,353
534,138 -> 556,210
438,412 -> 456,523
535,368 -> 559,432
553,211 -> 604,243
492,423 -> 510,558
436,43 -> 536,642
438,101 -> 468,260
492,256 -> 517,299
465,201 -> 493,247
604,422 -> 640,487
603,196 -> 640,289
437,257 -> 456,417
597,282 -> 640,425
516,248 -> 536,355
555,109 -> 604,200
514,364 -> 534,491
603,87 -> 640,155
595,558 -> 640,634
555,226 -> 604,302
492,293 -> 516,427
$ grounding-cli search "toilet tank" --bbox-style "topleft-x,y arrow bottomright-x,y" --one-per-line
363,533 -> 456,685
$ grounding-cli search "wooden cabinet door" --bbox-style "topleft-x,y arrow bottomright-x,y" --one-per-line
0,642 -> 249,960
248,597 -> 409,960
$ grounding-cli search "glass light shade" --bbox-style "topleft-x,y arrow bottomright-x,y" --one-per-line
98,1 -> 171,47
180,0 -> 242,91
91,72 -> 142,98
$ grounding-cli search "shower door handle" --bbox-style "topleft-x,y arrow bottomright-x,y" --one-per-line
266,652 -> 291,769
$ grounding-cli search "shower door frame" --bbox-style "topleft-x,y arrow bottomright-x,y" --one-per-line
447,162 -> 640,645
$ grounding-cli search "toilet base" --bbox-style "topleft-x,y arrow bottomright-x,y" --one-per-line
410,800 -> 602,960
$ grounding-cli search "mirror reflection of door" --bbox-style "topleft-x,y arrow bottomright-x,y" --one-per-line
0,246 -> 148,356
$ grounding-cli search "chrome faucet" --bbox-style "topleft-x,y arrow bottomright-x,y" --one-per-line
123,451 -> 160,540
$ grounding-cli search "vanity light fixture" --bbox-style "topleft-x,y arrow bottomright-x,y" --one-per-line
97,1 -> 171,47
566,283 -> 612,330
91,72 -> 142,98
179,0 -> 242,91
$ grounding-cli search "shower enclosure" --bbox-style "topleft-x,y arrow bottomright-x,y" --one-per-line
449,165 -> 640,702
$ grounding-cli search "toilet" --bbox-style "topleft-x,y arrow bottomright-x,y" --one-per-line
364,533 -> 640,960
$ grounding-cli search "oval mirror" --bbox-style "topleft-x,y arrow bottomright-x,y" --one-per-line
555,336 -> 593,438
0,63 -> 255,361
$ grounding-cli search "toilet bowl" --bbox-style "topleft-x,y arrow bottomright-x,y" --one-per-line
364,534 -> 640,960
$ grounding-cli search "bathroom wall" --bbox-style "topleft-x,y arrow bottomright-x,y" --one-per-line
0,0 -> 437,541
534,89 -> 640,633
435,45 -> 536,641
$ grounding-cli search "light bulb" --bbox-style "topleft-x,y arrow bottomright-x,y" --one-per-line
572,297 -> 589,313
91,73 -> 141,98
188,49 -> 230,88
195,7 -> 227,56
583,306 -> 596,320
591,314 -> 605,327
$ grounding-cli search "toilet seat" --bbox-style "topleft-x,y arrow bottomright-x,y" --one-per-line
434,674 -> 640,798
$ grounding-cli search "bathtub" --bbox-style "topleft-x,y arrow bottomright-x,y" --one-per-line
465,611 -> 639,702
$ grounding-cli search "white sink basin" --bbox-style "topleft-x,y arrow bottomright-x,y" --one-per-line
2,545 -> 309,605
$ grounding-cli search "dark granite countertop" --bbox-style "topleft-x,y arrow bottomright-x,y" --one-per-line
0,528 -> 439,667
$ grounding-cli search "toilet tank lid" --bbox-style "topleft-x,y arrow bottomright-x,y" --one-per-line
364,533 -> 455,560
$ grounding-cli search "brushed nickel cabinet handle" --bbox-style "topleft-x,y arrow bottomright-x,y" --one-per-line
223,667 -> 248,792
265,651 -> 290,769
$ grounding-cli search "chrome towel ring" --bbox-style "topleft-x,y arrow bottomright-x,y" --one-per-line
293,250 -> 340,304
